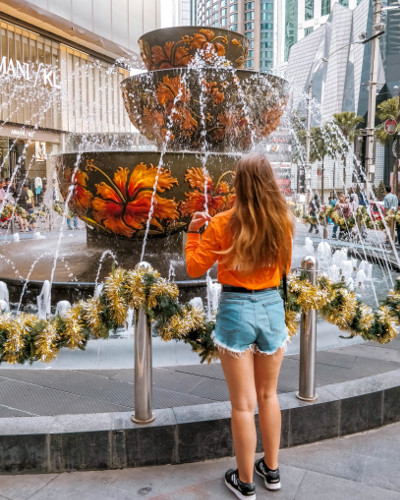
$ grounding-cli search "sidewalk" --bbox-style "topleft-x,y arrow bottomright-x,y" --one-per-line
0,422 -> 399,499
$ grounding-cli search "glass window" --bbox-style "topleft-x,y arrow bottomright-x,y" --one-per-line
245,22 -> 254,30
262,2 -> 273,10
213,3 -> 219,11
230,23 -> 238,30
245,31 -> 254,39
207,8 -> 211,16
261,23 -> 273,30
304,27 -> 313,36
206,0 -> 211,7
213,13 -> 218,21
230,4 -> 238,12
249,40 -> 254,48
261,12 -> 273,21
245,60 -> 253,68
245,11 -> 255,20
285,0 -> 298,61
261,32 -> 273,40
245,1 -> 255,10
339,0 -> 349,6
261,41 -> 273,48
305,0 -> 314,21
221,17 -> 227,26
221,8 -> 227,16
213,21 -> 219,27
248,49 -> 254,58
321,0 -> 330,16
221,0 -> 227,5
230,13 -> 238,22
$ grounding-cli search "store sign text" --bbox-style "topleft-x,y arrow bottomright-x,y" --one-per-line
0,57 -> 60,88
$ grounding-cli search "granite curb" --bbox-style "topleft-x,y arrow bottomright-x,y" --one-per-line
1,369 -> 399,474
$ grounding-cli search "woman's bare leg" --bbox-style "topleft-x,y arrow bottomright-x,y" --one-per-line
254,348 -> 284,470
219,348 -> 257,483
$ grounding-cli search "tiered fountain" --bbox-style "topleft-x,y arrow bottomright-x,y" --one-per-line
56,26 -> 288,284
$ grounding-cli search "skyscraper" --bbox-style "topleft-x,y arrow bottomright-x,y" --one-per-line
283,0 -> 364,65
194,0 -> 275,73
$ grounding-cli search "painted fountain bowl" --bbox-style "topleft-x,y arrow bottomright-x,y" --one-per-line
56,151 -> 239,240
138,26 -> 249,71
121,69 -> 288,153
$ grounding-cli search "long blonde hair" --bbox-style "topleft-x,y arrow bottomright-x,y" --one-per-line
222,153 -> 293,274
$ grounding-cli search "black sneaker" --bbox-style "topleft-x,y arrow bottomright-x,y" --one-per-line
255,457 -> 281,491
224,469 -> 256,499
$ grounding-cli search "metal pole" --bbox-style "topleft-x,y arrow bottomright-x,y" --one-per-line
365,0 -> 382,184
305,83 -> 312,206
297,256 -> 319,402
132,261 -> 155,424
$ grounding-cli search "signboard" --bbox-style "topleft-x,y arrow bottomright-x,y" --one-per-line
385,119 -> 397,135
0,57 -> 60,88
272,162 -> 292,195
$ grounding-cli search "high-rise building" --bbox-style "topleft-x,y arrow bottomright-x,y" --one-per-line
194,0 -> 275,73
282,0 -> 364,65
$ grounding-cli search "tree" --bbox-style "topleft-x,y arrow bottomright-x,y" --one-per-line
375,97 -> 400,196
331,112 -> 364,187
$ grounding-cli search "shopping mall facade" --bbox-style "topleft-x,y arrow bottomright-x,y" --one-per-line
0,0 -> 161,183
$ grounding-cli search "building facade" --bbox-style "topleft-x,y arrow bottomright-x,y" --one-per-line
0,0 -> 161,182
193,0 -> 275,73
286,0 -> 400,193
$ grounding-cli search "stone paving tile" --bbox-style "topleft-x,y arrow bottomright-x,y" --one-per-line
319,423 -> 400,463
27,474 -> 134,500
279,442 -> 367,482
362,455 -> 400,492
0,474 -> 58,500
293,469 -> 400,500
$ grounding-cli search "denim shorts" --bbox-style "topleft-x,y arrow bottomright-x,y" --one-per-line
213,289 -> 288,355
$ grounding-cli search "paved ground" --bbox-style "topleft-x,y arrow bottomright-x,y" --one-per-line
0,422 -> 399,499
0,335 -> 398,418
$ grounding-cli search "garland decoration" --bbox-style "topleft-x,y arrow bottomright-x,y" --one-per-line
0,265 -> 398,366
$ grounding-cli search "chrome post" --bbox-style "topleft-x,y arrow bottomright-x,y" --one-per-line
296,255 -> 319,402
131,261 -> 155,424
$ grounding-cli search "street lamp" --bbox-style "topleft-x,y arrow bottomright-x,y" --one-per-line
365,0 -> 400,184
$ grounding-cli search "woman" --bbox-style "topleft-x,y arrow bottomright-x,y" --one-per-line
185,153 -> 293,499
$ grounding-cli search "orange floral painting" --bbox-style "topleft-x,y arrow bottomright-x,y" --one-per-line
65,168 -> 93,216
145,28 -> 236,70
180,167 -> 235,217
86,160 -> 179,238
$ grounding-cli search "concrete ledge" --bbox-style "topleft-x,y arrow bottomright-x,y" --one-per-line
1,370 -> 400,474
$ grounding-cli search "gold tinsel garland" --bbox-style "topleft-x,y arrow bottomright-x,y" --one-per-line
0,266 -> 399,365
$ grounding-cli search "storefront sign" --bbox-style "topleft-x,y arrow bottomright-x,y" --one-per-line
0,124 -> 62,143
0,57 -> 60,88
385,119 -> 397,135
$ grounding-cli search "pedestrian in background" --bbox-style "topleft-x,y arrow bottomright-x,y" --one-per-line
308,194 -> 320,234
384,186 -> 398,245
186,153 -> 293,499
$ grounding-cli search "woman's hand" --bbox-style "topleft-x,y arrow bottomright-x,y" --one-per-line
188,211 -> 212,232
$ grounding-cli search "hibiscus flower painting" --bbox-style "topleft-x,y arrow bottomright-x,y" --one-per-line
180,167 -> 235,217
86,160 -> 179,238
64,168 -> 93,217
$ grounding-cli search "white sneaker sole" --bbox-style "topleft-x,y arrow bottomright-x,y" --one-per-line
225,479 -> 256,499
255,467 -> 281,491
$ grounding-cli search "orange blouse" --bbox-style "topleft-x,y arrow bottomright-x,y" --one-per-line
185,209 -> 292,289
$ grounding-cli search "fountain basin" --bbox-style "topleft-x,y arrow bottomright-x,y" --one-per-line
57,150 -> 238,240
121,69 -> 288,152
138,26 -> 250,71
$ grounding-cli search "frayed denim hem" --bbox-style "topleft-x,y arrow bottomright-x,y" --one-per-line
212,332 -> 291,358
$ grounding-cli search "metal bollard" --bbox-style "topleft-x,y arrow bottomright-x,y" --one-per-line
296,255 -> 319,402
131,261 -> 155,424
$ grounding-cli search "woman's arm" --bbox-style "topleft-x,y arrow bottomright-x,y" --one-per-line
185,212 -> 220,278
